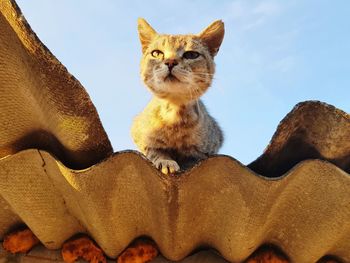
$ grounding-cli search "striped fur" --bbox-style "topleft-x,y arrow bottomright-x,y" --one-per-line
131,19 -> 224,174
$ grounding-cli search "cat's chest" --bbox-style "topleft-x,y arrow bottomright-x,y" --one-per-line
151,122 -> 201,149
149,108 -> 202,148
145,103 -> 203,148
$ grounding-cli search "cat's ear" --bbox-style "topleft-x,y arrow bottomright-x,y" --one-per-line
198,20 -> 225,56
138,18 -> 157,53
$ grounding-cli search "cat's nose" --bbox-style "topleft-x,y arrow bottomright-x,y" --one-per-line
164,59 -> 178,71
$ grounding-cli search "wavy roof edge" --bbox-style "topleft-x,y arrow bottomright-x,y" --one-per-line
249,100 -> 350,176
0,149 -> 349,262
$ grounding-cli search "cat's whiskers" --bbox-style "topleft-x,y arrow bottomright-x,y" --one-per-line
192,74 -> 216,83
194,72 -> 215,76
172,68 -> 192,84
147,75 -> 161,86
194,72 -> 215,81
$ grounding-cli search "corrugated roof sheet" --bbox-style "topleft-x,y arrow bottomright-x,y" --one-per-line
249,101 -> 350,177
0,1 -> 349,262
0,0 -> 113,168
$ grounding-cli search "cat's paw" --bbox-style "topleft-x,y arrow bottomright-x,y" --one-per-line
154,159 -> 180,174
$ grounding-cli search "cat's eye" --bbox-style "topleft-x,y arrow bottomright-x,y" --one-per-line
183,51 -> 200,59
151,50 -> 164,59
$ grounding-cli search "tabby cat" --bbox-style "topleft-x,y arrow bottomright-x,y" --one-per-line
131,18 -> 224,174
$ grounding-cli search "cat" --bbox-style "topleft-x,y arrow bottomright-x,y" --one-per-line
131,18 -> 224,174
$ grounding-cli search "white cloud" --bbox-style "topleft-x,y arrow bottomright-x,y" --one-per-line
226,1 -> 246,20
253,1 -> 282,16
223,0 -> 283,31
241,17 -> 266,31
271,55 -> 297,73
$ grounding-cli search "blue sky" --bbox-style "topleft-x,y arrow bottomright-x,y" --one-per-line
17,0 -> 350,164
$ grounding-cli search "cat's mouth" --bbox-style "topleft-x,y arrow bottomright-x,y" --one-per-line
164,73 -> 180,82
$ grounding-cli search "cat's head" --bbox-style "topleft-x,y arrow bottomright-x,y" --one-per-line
138,18 -> 224,104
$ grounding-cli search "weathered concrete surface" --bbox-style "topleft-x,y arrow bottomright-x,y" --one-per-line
0,1 -> 349,263
0,150 -> 349,263
0,0 -> 112,169
250,101 -> 350,177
